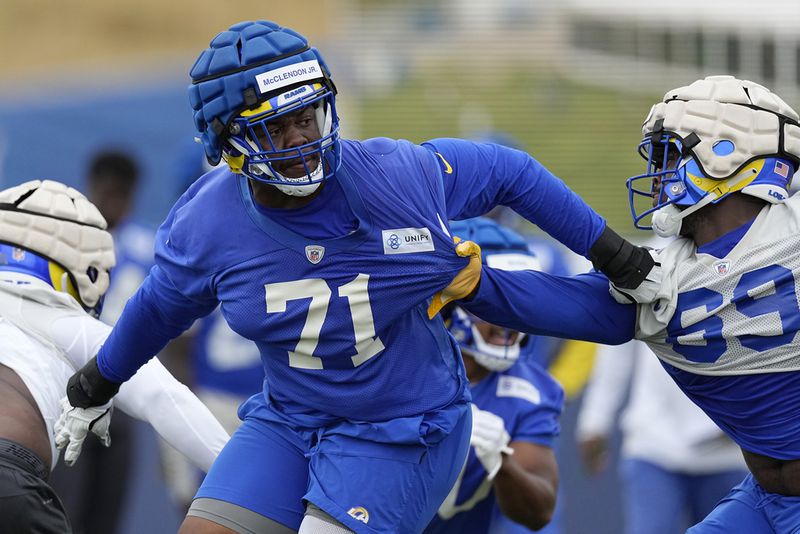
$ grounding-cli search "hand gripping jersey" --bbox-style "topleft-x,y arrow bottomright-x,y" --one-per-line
157,139 -> 471,423
425,361 -> 564,534
97,137 -> 606,426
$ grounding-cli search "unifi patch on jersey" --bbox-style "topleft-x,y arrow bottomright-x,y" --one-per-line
305,245 -> 325,264
255,60 -> 322,94
497,375 -> 541,405
382,227 -> 435,254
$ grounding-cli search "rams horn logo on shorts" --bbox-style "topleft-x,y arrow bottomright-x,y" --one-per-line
305,245 -> 325,265
347,506 -> 369,524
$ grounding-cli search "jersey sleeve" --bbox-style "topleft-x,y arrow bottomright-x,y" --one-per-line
116,357 -> 229,472
463,268 -> 636,345
96,265 -> 217,383
422,138 -> 606,257
44,304 -> 227,471
511,388 -> 563,448
95,191 -> 222,384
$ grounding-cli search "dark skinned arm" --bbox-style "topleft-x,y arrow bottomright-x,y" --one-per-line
494,441 -> 559,531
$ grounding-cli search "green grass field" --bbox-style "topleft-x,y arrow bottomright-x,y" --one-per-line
359,68 -> 659,234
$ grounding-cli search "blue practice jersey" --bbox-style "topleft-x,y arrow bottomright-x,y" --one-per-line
192,307 -> 264,397
425,361 -> 564,534
97,137 -> 606,425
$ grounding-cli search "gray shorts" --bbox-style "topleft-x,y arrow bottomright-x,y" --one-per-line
0,438 -> 71,533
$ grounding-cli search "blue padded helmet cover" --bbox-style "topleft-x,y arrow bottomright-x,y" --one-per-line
188,21 -> 335,165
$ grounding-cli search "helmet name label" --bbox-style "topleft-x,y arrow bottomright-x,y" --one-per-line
255,60 -> 322,94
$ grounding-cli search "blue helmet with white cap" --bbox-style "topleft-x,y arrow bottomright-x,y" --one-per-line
188,20 -> 341,196
447,217 -> 541,372
628,76 -> 800,237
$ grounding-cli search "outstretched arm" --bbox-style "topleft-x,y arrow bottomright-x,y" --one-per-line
115,357 -> 228,472
67,266 -> 217,409
462,267 -> 636,345
426,138 -> 605,255
424,139 -> 657,292
52,312 -> 227,470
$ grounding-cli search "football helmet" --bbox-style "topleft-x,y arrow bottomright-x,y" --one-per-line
0,180 -> 115,317
447,217 -> 540,372
188,20 -> 341,196
628,75 -> 800,236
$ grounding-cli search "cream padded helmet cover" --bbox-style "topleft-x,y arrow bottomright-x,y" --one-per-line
642,75 -> 800,179
0,180 -> 115,308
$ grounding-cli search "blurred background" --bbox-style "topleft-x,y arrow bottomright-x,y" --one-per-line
1,0 -> 798,532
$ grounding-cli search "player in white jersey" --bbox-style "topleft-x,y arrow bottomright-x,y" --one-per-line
0,180 -> 229,532
461,76 -> 800,532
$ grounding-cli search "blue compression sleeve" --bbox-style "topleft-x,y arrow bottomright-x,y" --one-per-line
96,265 -> 216,383
423,139 -> 606,257
463,268 -> 636,345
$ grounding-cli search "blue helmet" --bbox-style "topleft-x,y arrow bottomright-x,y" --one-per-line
188,21 -> 341,196
447,217 -> 541,372
628,76 -> 800,237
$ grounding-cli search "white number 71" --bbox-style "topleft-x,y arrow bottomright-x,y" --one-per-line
265,274 -> 385,369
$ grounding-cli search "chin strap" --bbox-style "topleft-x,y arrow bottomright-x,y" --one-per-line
652,193 -> 719,237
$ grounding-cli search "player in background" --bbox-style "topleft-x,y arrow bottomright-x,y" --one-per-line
424,217 -> 563,534
462,75 -> 800,532
61,20 -> 657,533
0,180 -> 228,533
577,338 -> 748,533
49,148 -> 153,534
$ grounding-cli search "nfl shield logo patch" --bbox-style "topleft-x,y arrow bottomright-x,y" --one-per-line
714,260 -> 730,275
305,245 -> 325,264
12,247 -> 25,262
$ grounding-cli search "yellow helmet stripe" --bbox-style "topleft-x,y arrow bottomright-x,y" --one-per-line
686,159 -> 765,197
48,261 -> 80,301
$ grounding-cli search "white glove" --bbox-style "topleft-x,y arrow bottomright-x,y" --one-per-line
470,404 -> 513,480
609,249 -> 662,304
54,396 -> 113,467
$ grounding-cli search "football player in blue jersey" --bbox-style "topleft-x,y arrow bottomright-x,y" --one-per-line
424,218 -> 563,534
462,75 -> 800,533
59,20 -> 658,533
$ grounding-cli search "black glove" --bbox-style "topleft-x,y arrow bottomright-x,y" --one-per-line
67,356 -> 121,409
589,226 -> 656,289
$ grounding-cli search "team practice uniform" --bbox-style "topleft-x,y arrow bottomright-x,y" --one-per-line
0,262 -> 228,529
93,137 -> 608,532
466,192 -> 800,532
425,360 -> 563,534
